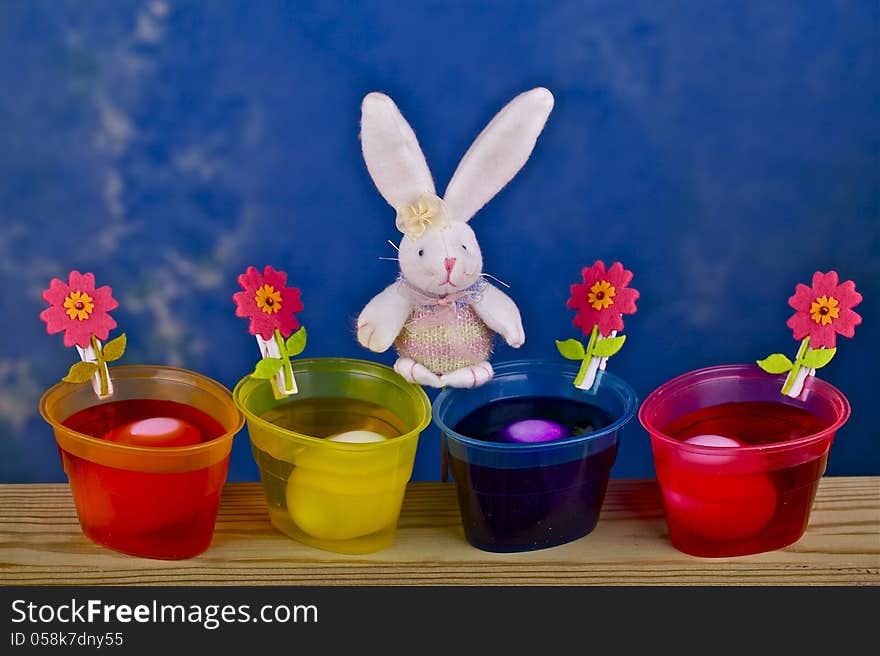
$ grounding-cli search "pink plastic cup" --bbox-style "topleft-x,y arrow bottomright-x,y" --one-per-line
639,364 -> 850,557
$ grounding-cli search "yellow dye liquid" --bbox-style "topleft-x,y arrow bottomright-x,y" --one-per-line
251,397 -> 416,554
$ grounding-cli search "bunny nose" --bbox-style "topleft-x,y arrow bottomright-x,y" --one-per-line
444,257 -> 457,273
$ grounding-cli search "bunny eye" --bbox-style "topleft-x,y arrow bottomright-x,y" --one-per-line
461,244 -> 468,251
418,249 -> 424,257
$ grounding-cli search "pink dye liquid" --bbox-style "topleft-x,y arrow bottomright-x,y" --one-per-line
655,401 -> 832,557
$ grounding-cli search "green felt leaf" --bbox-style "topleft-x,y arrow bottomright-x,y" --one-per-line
63,361 -> 100,384
285,327 -> 307,357
556,339 -> 585,360
252,357 -> 284,379
756,353 -> 794,374
101,333 -> 127,362
592,335 -> 626,358
801,347 -> 837,370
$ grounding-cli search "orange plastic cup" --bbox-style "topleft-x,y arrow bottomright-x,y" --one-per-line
39,365 -> 244,560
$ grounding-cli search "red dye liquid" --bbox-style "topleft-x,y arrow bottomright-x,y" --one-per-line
61,399 -> 228,560
654,401 -> 832,557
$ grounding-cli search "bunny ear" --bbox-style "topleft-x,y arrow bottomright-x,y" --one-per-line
360,92 -> 436,209
443,87 -> 554,223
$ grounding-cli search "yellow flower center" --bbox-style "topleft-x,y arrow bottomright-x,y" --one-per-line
810,295 -> 839,325
588,280 -> 616,310
255,284 -> 282,315
63,291 -> 95,321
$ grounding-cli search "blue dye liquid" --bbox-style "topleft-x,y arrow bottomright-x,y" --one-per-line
449,396 -> 617,552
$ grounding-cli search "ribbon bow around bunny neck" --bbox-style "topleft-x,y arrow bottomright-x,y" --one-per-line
397,276 -> 487,308
395,192 -> 451,239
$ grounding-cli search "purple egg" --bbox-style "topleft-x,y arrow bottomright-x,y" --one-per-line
500,418 -> 568,443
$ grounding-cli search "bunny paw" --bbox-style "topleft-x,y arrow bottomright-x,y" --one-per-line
440,362 -> 494,388
394,358 -> 444,387
357,320 -> 398,353
502,324 -> 525,349
504,328 -> 526,348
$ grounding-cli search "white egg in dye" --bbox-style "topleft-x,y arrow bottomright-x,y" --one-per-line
286,429 -> 402,541
684,434 -> 743,448
677,434 -> 745,468
667,434 -> 776,539
104,416 -> 201,447
327,430 -> 388,443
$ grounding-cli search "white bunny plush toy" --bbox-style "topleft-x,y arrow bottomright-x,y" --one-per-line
356,87 -> 554,388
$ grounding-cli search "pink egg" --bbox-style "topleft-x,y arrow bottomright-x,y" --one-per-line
662,434 -> 777,540
104,417 -> 202,448
662,471 -> 777,541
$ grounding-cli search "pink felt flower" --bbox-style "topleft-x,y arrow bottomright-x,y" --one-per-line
233,265 -> 303,340
786,271 -> 862,349
567,261 -> 639,337
40,271 -> 119,348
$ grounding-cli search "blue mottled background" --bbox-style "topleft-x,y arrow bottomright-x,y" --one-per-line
1,0 -> 877,483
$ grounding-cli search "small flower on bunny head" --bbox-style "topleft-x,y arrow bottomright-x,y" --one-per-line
395,192 -> 450,239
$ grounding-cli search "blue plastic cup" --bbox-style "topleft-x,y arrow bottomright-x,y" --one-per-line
433,360 -> 638,552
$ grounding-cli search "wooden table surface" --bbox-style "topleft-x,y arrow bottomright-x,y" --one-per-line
1,478 -> 878,586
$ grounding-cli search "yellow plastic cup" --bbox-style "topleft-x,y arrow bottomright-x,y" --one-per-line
39,365 -> 244,560
234,358 -> 431,554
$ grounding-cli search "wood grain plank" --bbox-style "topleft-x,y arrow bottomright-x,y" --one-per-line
0,478 -> 877,586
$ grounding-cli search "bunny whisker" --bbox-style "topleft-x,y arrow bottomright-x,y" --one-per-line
379,256 -> 400,262
481,272 -> 511,288
387,240 -> 400,252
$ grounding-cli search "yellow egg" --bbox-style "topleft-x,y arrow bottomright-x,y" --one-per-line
285,437 -> 409,541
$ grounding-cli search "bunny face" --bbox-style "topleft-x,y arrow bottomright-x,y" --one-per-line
398,222 -> 483,295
